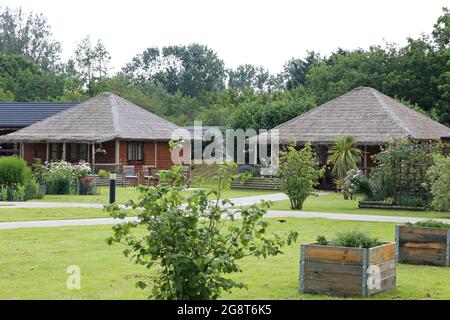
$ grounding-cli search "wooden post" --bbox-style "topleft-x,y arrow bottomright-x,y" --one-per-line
364,145 -> 368,175
115,140 -> 120,168
46,143 -> 49,163
19,143 -> 24,158
154,141 -> 157,167
91,143 -> 96,172
87,143 -> 90,163
62,143 -> 66,161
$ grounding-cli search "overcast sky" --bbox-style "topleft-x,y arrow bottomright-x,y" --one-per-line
2,0 -> 448,73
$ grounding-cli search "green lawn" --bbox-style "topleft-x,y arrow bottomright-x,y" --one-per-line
0,208 -> 114,222
1,217 -> 449,300
270,193 -> 450,219
2,191 -> 448,223
28,185 -> 277,205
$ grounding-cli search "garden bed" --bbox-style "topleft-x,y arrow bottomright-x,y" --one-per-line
299,242 -> 396,296
396,225 -> 450,266
358,201 -> 426,211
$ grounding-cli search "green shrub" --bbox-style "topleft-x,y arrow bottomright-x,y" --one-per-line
427,155 -> 450,212
278,142 -> 324,209
406,220 -> 450,229
372,139 -> 437,201
0,180 -> 43,201
12,185 -> 26,201
0,187 -> 7,201
0,186 -> 17,201
316,229 -> 382,248
32,158 -> 47,186
106,162 -> 298,300
45,172 -> 73,195
397,195 -> 427,208
24,179 -> 45,200
0,156 -> 31,188
368,170 -> 395,201
97,169 -> 109,178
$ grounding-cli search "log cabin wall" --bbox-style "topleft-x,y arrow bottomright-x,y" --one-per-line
442,138 -> 450,155
118,141 -> 188,170
95,140 -> 116,164
23,143 -> 46,165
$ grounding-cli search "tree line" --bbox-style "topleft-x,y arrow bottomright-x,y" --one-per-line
0,6 -> 449,129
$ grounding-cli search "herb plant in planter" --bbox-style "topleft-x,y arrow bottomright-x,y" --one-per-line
300,230 -> 396,296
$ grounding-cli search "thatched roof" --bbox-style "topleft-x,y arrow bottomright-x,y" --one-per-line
255,87 -> 450,145
0,92 -> 180,143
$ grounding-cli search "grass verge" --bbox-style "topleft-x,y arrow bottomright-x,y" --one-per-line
1,218 -> 449,299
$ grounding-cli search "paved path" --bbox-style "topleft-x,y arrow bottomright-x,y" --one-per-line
1,208 -> 449,231
0,193 -> 291,209
2,191 -> 445,231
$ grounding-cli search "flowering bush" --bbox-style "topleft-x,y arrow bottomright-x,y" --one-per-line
47,160 -> 91,181
343,169 -> 362,194
343,169 -> 373,200
79,176 -> 97,195
44,160 -> 92,195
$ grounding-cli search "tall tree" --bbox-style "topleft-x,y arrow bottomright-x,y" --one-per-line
73,36 -> 111,95
0,6 -> 62,71
432,7 -> 450,50
123,43 -> 226,96
227,64 -> 271,92
277,51 -> 322,90
0,54 -> 65,101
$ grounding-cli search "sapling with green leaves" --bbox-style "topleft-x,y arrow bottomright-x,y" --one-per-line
278,142 -> 324,210
105,144 -> 298,300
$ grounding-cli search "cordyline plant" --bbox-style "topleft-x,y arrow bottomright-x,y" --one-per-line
105,161 -> 298,300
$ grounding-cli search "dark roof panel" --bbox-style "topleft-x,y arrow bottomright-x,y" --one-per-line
0,102 -> 78,128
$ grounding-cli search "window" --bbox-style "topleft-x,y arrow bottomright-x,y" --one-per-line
66,144 -> 89,162
127,142 -> 144,162
50,143 -> 62,161
79,144 -> 87,161
69,144 -> 78,162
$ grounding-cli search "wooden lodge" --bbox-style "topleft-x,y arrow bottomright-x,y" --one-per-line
252,87 -> 450,189
0,92 -> 190,174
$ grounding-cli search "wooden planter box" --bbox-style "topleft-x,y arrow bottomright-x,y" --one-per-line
396,225 -> 450,266
299,242 -> 396,296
